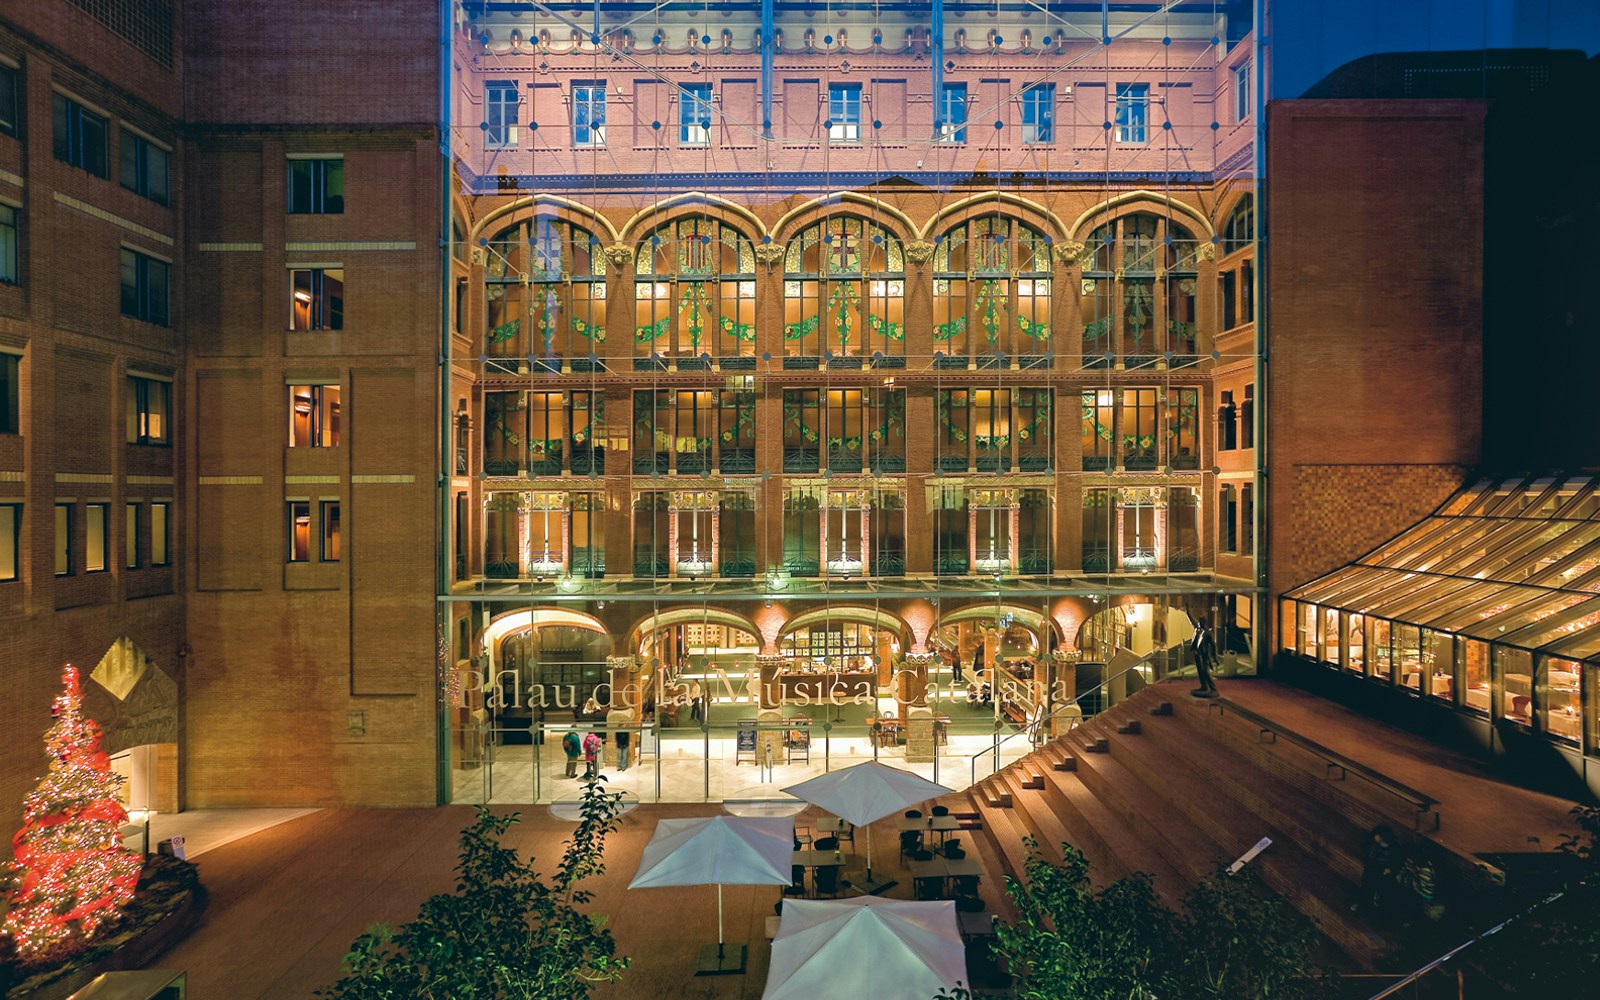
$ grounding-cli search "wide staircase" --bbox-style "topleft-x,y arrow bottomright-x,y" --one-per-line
966,681 -> 1493,970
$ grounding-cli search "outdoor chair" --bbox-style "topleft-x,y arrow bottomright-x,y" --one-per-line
941,838 -> 963,857
814,865 -> 841,898
814,835 -> 839,852
931,805 -> 950,817
899,831 -> 923,865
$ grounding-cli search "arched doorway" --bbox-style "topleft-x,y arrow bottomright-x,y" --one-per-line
480,608 -> 612,737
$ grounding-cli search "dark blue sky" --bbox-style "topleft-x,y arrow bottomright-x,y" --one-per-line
1270,0 -> 1600,98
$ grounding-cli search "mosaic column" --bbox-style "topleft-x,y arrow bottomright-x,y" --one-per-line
606,655 -> 642,770
902,652 -> 939,763
1049,648 -> 1081,740
755,653 -> 787,763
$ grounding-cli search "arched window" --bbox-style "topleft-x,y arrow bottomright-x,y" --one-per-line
1079,211 -> 1199,368
783,217 -> 905,366
1221,194 -> 1254,255
1218,195 -> 1255,332
483,214 -> 606,373
634,217 -> 756,369
933,217 -> 1053,368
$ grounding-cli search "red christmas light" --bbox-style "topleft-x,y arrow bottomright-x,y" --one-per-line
1,665 -> 143,965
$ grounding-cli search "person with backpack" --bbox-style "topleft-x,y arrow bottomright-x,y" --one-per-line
582,730 -> 602,778
561,727 -> 582,778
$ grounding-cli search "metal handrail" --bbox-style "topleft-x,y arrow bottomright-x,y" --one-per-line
969,647 -> 1173,785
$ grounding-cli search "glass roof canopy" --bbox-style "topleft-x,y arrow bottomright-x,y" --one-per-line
1284,476 -> 1600,662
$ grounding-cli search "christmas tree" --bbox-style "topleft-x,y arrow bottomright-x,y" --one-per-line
2,665 -> 143,965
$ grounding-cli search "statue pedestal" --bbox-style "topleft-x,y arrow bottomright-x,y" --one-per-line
904,706 -> 936,764
757,708 -> 784,767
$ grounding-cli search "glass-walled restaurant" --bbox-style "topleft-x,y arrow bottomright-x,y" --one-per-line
1280,476 -> 1600,759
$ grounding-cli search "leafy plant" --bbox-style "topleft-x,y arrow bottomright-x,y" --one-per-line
318,779 -> 629,1000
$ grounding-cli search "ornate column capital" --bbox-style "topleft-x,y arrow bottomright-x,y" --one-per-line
603,243 -> 635,268
754,243 -> 786,268
1051,240 -> 1086,267
904,240 -> 936,266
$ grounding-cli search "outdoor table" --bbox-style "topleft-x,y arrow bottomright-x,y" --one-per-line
958,911 -> 997,938
895,814 -> 960,847
792,849 -> 845,868
815,816 -> 851,835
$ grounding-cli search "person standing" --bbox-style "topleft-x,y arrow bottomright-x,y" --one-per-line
615,726 -> 631,771
689,679 -> 704,723
1191,619 -> 1219,696
561,726 -> 582,778
581,730 -> 602,778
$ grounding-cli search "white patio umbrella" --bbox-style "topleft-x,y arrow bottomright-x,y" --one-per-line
764,897 -> 967,1000
782,760 -> 954,884
628,815 -> 794,975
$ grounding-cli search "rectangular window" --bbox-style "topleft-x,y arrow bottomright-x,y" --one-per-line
289,384 -> 340,447
289,268 -> 344,330
150,501 -> 169,566
55,502 -> 72,576
84,502 -> 107,572
485,81 -> 519,147
1240,383 -> 1255,449
572,83 -> 606,146
1220,484 -> 1238,554
126,375 -> 171,444
1114,83 -> 1148,143
1220,269 -> 1238,330
0,62 -> 18,137
782,389 -> 820,473
120,129 -> 170,205
0,351 -> 17,434
1,503 -> 18,581
938,84 -> 967,142
125,502 -> 140,568
119,249 -> 169,326
286,158 -> 344,214
0,203 -> 16,285
1234,61 -> 1251,123
287,501 -> 312,562
320,501 -> 341,561
1081,389 -> 1113,471
680,83 -> 712,145
828,84 -> 861,142
1241,483 -> 1254,556
1021,84 -> 1054,144
52,93 -> 109,177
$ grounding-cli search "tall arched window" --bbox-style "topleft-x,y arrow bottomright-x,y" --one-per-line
1218,195 -> 1255,334
1079,211 -> 1199,369
933,217 -> 1053,368
783,217 -> 905,367
633,217 -> 756,370
483,214 -> 606,373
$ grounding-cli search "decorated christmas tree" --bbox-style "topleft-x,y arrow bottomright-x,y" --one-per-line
2,665 -> 143,965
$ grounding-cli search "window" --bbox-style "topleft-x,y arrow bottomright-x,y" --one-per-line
634,217 -> 758,362
1,503 -> 19,581
485,81 -> 519,147
289,268 -> 343,330
120,129 -> 169,205
680,84 -> 712,145
0,351 -> 16,434
52,93 -> 108,177
1021,84 -> 1054,144
287,501 -> 312,562
1240,384 -> 1255,449
320,501 -> 341,561
125,503 -> 140,568
55,503 -> 72,576
289,385 -> 340,448
1220,484 -> 1238,554
286,158 -> 343,214
150,502 -> 169,566
1217,391 -> 1238,451
483,215 -> 605,368
126,375 -> 170,444
1114,83 -> 1148,143
938,84 -> 967,142
1233,61 -> 1251,123
119,249 -> 169,325
85,503 -> 107,572
828,84 -> 861,142
1081,390 -> 1113,471
572,83 -> 606,146
0,203 -> 16,285
783,217 -> 904,361
1241,483 -> 1254,556
0,62 -> 18,137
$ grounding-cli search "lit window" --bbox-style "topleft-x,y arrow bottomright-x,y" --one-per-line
54,502 -> 72,576
828,84 -> 861,142
287,501 -> 312,562
485,81 -> 519,147
120,129 -> 170,205
1,502 -> 19,582
320,501 -> 341,562
120,248 -> 169,326
289,384 -> 340,447
1021,85 -> 1054,144
85,502 -> 108,573
0,203 -> 17,285
679,83 -> 712,145
938,84 -> 967,143
150,502 -> 169,566
573,84 -> 606,147
52,93 -> 108,177
0,63 -> 18,138
1115,83 -> 1148,143
126,375 -> 171,445
289,268 -> 343,330
0,351 -> 17,434
287,158 -> 343,214
125,502 -> 140,569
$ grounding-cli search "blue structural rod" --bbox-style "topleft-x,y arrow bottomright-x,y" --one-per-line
931,0 -> 944,136
761,0 -> 775,138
